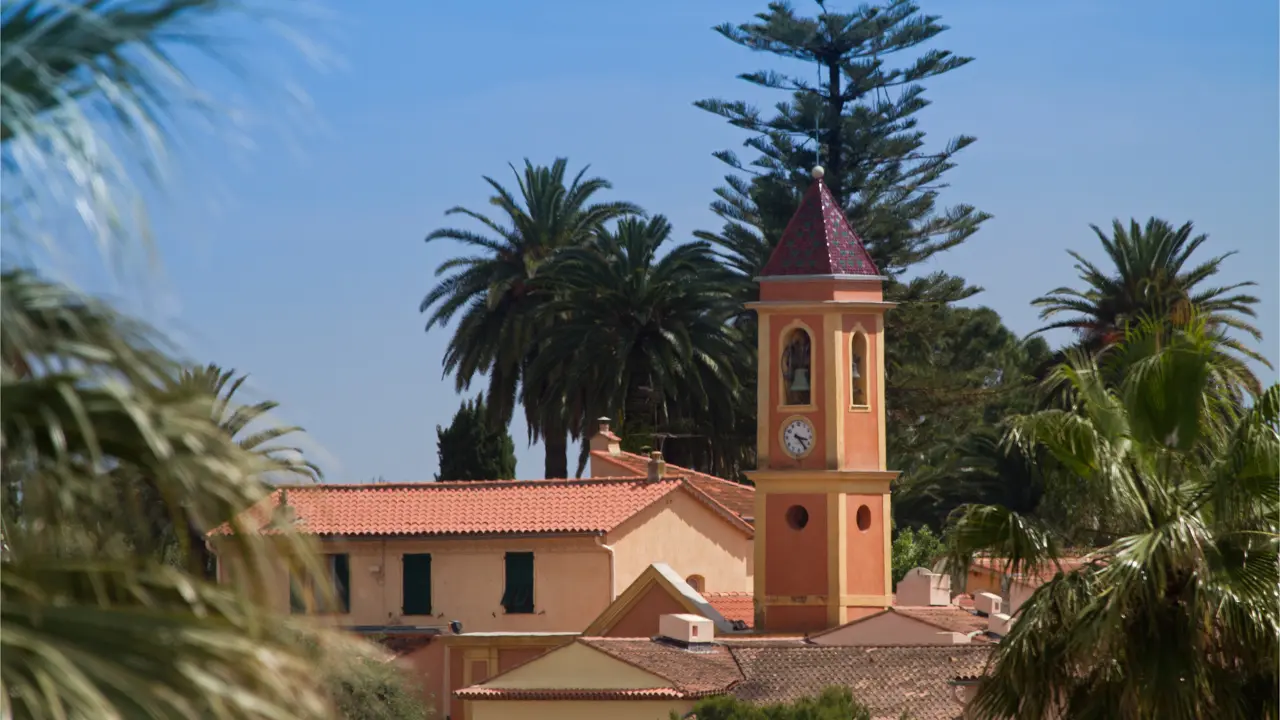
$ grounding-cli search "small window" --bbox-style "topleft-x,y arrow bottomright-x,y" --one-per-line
686,574 -> 705,592
325,553 -> 351,613
289,570 -> 306,614
851,332 -> 869,407
403,553 -> 433,616
781,328 -> 812,406
502,552 -> 535,614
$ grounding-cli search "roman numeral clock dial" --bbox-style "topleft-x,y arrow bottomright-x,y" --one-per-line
781,417 -> 816,458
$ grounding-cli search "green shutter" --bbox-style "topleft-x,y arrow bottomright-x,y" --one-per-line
330,554 -> 350,614
501,552 -> 534,614
402,554 -> 433,615
289,571 -> 306,614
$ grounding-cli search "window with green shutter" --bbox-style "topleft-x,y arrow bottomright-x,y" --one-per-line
327,553 -> 350,614
501,552 -> 534,614
402,553 -> 432,615
289,571 -> 306,614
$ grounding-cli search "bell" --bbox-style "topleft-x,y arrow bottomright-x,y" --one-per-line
790,368 -> 810,392
851,357 -> 862,379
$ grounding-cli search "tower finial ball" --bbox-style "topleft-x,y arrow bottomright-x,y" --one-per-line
811,166 -> 825,179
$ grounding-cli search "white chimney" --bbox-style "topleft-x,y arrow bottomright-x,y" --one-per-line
973,592 -> 1002,616
658,614 -> 713,645
896,567 -> 952,606
988,612 -> 1013,636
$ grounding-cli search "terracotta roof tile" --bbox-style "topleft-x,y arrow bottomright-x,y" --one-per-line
703,592 -> 754,629
455,688 -> 686,700
759,176 -> 879,278
729,645 -> 992,719
970,555 -> 1098,587
216,478 -> 684,537
598,450 -> 756,524
891,607 -> 991,640
579,638 -> 742,696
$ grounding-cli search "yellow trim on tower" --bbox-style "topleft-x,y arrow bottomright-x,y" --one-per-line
824,312 -> 841,469
756,313 -> 771,468
883,493 -> 893,596
753,484 -> 767,629
876,313 -> 887,470
827,491 -> 847,626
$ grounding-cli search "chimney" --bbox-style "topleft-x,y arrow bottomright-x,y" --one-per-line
647,450 -> 666,482
988,612 -> 1013,636
973,592 -> 1002,617
895,567 -> 951,607
589,417 -> 622,457
657,614 -> 715,650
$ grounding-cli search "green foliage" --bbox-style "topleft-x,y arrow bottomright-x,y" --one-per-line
323,652 -> 431,720
420,158 -> 641,479
1,2 -> 340,718
1033,218 -> 1266,381
680,686 -> 872,720
523,216 -> 750,478
435,395 -> 517,481
947,318 -> 1279,720
890,525 -> 945,586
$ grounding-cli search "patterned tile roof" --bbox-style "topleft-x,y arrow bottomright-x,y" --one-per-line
215,478 -> 686,537
594,450 -> 756,524
579,638 -> 743,697
455,688 -> 687,700
703,592 -> 755,630
970,555 -> 1098,587
759,176 -> 879,278
891,607 -> 992,640
729,644 -> 992,719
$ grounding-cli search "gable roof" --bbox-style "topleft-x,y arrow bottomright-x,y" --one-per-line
456,637 -> 742,701
729,644 -> 992,719
758,174 -> 880,278
810,606 -> 992,643
590,450 -> 756,525
215,477 -> 695,537
703,592 -> 755,630
583,563 -> 745,636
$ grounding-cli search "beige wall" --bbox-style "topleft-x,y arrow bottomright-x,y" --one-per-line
606,490 -> 753,595
810,611 -> 970,646
483,641 -> 665,689
470,700 -> 693,720
216,535 -> 613,633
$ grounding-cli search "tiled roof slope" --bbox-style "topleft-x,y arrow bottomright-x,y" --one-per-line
593,450 -> 756,523
703,592 -> 755,630
580,638 -> 743,697
759,175 -> 879,278
729,645 -> 991,719
970,555 -> 1097,587
892,607 -> 991,640
216,478 -> 685,536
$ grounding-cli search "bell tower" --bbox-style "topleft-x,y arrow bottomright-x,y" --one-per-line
746,167 -> 897,634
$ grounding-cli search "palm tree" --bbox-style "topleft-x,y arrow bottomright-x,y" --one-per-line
946,318 -> 1279,719
420,158 -> 640,479
174,363 -> 322,482
1032,218 -> 1267,378
2,2 -> 341,717
525,216 -> 750,477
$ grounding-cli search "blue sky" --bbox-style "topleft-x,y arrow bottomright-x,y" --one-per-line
48,0 -> 1280,481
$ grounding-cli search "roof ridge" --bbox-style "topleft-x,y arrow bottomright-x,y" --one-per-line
271,476 -> 663,491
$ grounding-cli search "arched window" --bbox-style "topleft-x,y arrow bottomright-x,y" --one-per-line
781,328 -> 812,406
685,574 -> 705,592
850,332 -> 869,407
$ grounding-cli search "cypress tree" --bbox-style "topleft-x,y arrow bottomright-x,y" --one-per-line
436,395 -> 517,481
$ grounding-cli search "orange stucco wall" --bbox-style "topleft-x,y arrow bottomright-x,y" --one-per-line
604,584 -> 689,638
845,494 -> 886,598
215,535 -> 612,633
606,489 -> 753,595
759,278 -> 883,303
399,641 -> 446,716
763,493 -> 828,596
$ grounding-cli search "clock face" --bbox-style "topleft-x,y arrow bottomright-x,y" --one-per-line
781,417 -> 816,458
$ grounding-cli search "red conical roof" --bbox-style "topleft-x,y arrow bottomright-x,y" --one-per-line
759,175 -> 880,278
